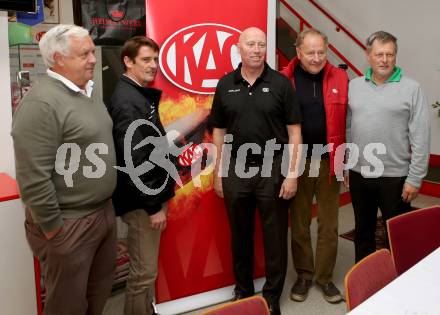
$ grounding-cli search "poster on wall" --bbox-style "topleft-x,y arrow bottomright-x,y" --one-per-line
31,24 -> 55,43
9,45 -> 47,113
12,0 -> 59,25
16,0 -> 44,26
80,0 -> 146,45
145,0 -> 275,312
43,0 -> 60,24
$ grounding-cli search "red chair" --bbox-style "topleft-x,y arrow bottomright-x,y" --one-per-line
201,296 -> 270,315
387,205 -> 440,275
344,249 -> 397,311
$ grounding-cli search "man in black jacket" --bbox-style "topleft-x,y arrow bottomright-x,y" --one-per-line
107,36 -> 175,315
211,27 -> 302,315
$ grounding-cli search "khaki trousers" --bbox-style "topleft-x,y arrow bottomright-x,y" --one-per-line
25,201 -> 116,315
290,159 -> 340,284
122,209 -> 161,315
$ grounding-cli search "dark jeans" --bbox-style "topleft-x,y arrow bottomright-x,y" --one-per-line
222,156 -> 289,305
349,170 -> 411,262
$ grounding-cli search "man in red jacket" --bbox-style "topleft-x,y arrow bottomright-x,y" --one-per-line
281,29 -> 348,304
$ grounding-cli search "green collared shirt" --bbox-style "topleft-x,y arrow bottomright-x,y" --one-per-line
365,66 -> 402,85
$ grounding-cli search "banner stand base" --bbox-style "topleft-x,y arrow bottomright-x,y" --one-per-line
156,277 -> 265,315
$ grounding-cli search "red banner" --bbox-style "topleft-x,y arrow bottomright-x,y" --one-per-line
146,0 -> 270,307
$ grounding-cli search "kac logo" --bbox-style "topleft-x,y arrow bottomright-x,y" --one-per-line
178,143 -> 204,167
159,23 -> 242,94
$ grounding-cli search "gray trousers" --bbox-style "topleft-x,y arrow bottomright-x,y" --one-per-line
25,201 -> 116,315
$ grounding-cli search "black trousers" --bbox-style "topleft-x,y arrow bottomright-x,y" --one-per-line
349,170 -> 412,262
222,157 -> 289,304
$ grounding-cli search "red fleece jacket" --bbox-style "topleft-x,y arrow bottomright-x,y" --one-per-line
281,57 -> 348,177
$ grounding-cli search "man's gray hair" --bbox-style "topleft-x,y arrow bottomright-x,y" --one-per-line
295,28 -> 328,47
39,24 -> 90,68
365,31 -> 398,53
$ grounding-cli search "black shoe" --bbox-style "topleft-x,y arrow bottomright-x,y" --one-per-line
268,302 -> 281,315
316,282 -> 343,303
290,278 -> 312,302
231,290 -> 252,301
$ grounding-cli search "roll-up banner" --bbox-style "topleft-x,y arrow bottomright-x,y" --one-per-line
145,1 -> 276,313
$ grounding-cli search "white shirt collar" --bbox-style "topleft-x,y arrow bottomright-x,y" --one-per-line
47,69 -> 94,97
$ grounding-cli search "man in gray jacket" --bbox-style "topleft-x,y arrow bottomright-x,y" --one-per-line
12,25 -> 117,314
346,31 -> 430,262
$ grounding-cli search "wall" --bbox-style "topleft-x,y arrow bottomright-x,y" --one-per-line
0,198 -> 37,315
0,1 -> 74,178
284,0 -> 440,154
59,0 -> 74,24
0,12 -> 15,176
0,13 -> 37,315
0,3 -> 75,314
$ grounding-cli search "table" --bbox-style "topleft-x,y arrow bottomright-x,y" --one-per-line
348,246 -> 440,314
0,172 -> 19,202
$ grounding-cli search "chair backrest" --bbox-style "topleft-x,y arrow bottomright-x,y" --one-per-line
201,296 -> 270,315
344,248 -> 397,311
387,205 -> 440,275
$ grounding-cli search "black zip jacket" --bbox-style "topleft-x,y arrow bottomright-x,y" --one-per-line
107,75 -> 175,216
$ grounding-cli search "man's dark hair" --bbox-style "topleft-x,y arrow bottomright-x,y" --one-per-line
121,36 -> 160,71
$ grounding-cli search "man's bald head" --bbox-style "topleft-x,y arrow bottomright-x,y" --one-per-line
239,27 -> 266,44
237,27 -> 267,71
